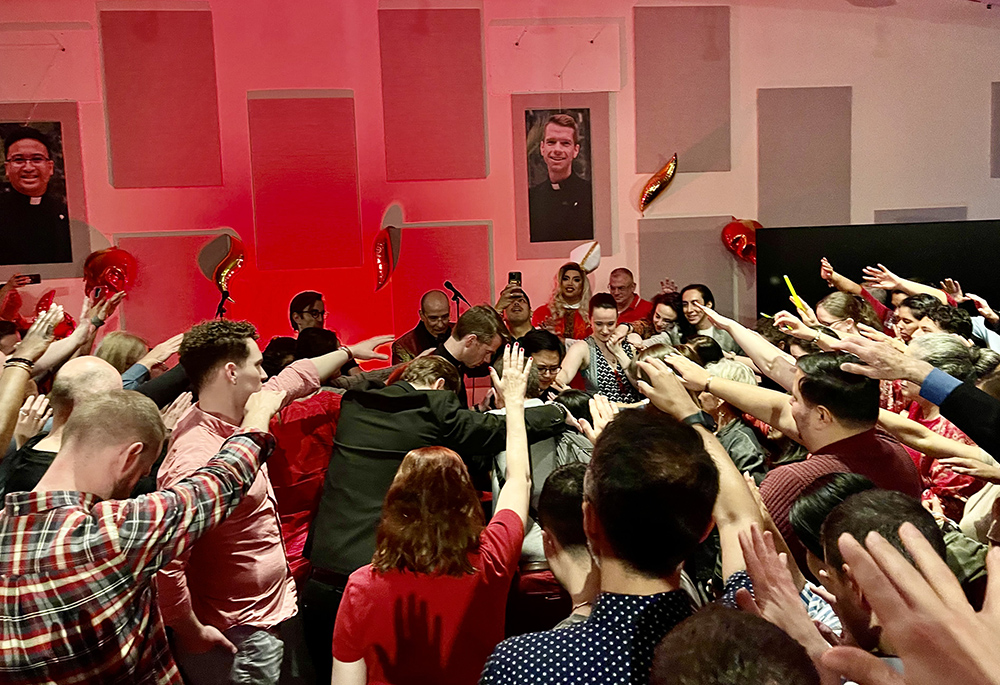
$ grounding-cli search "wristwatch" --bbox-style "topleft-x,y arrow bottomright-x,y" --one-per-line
682,410 -> 717,432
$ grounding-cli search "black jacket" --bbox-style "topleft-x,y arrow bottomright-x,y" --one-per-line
940,381 -> 1000,458
306,381 -> 567,575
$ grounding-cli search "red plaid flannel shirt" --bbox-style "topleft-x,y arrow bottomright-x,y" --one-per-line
0,430 -> 274,684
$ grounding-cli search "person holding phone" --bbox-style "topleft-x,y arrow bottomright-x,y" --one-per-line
496,275 -> 534,341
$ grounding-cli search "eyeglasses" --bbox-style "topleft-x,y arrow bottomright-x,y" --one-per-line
299,308 -> 325,318
536,365 -> 561,376
5,155 -> 50,166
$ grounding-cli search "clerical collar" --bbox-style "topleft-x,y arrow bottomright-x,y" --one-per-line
29,196 -> 41,205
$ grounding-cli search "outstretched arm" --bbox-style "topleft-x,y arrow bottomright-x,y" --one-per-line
664,353 -> 802,443
555,340 -> 588,388
638,357 -> 764,579
693,303 -> 799,391
862,263 -> 948,304
820,257 -> 862,296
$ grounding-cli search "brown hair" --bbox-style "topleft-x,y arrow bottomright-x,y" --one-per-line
545,113 -> 579,144
179,320 -> 258,392
372,447 -> 485,575
95,331 -> 149,374
63,390 -> 166,463
816,292 -> 883,331
399,356 -> 461,393
452,305 -> 508,344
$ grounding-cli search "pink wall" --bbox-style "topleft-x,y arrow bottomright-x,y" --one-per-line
1,0 -> 998,348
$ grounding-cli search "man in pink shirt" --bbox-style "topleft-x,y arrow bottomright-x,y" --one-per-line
156,319 -> 390,684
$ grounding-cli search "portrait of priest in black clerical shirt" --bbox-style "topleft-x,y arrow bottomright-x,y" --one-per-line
527,112 -> 594,244
0,125 -> 73,266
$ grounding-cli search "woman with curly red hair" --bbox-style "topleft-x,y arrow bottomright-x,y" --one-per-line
331,346 -> 533,685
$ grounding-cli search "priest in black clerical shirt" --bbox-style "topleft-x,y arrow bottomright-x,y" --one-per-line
0,127 -> 72,265
527,113 -> 594,243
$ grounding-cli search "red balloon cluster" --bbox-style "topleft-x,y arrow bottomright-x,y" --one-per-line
84,247 -> 137,300
721,219 -> 760,265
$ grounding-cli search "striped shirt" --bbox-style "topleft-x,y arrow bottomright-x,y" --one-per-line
0,430 -> 273,684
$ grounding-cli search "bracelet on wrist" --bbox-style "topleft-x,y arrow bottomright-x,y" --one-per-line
4,360 -> 33,373
811,329 -> 822,343
704,374 -> 715,394
343,346 -> 355,361
90,316 -> 105,328
5,357 -> 34,369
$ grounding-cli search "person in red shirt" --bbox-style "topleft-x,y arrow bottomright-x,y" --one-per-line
531,262 -> 592,342
608,268 -> 652,326
331,346 -> 534,685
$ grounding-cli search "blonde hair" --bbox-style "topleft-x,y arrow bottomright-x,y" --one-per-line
95,331 -> 149,374
705,359 -> 758,386
549,262 -> 592,321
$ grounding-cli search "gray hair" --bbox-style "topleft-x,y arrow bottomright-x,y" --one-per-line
908,333 -> 1000,383
705,359 -> 758,387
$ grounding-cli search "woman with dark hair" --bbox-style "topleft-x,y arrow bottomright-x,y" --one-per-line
531,262 -> 592,341
556,293 -> 642,403
330,346 -> 533,685
638,292 -> 684,347
679,283 -> 741,354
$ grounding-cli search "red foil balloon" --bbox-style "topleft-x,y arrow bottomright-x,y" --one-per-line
639,153 -> 677,214
721,219 -> 760,265
34,290 -> 76,339
83,247 -> 137,300
373,226 -> 401,292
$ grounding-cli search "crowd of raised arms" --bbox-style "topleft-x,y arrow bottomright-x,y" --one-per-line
3,257 -> 1000,685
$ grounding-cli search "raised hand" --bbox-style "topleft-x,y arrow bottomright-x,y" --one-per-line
160,391 -> 193,431
14,393 -> 52,448
574,394 -> 617,444
693,301 -> 735,331
637,356 -> 702,420
773,310 -> 813,340
495,282 -> 523,311
736,526 -> 831,663
965,293 -> 999,325
143,333 -> 184,367
826,337 -> 931,383
821,525 -> 1000,685
659,354 -> 711,393
347,334 -> 394,361
13,304 -> 64,362
941,278 -> 966,303
489,344 -> 531,405
856,323 -> 907,353
861,263 -> 902,291
241,389 -> 287,430
660,278 -> 678,294
820,257 -> 836,287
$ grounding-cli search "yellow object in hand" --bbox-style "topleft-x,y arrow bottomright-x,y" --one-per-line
783,275 -> 806,311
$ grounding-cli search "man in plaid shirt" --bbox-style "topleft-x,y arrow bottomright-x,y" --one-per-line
0,387 -> 285,684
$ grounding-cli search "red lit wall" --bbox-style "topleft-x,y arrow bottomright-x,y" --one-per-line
0,0 -> 998,349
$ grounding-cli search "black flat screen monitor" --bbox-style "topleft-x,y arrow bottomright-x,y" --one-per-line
756,219 -> 1000,318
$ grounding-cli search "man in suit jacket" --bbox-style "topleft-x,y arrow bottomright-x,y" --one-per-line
300,354 -> 574,679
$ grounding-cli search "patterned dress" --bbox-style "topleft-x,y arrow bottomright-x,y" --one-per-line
582,338 -> 642,403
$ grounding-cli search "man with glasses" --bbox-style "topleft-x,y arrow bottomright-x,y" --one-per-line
288,290 -> 326,333
0,127 -> 72,265
391,289 -> 453,364
521,329 -> 566,400
608,268 -> 652,326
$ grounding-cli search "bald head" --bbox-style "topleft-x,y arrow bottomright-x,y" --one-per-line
49,356 -> 124,423
419,290 -> 452,338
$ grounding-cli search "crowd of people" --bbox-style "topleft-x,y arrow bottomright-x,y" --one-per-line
2,255 -> 1000,685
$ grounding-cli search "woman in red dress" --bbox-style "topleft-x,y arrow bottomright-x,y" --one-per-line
531,262 -> 592,342
331,346 -> 535,685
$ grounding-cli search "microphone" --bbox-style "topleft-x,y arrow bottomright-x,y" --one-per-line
444,280 -> 471,306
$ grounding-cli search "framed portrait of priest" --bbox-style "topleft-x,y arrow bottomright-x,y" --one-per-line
512,92 -> 613,260
0,102 -> 89,279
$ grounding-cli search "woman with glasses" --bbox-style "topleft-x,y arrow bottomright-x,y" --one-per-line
556,293 -> 642,403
